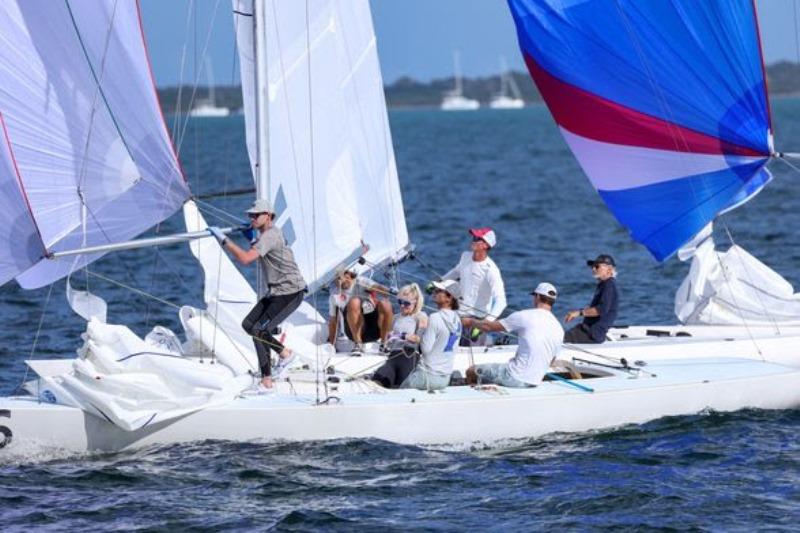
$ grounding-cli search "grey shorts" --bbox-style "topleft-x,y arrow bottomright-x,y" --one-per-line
473,363 -> 532,388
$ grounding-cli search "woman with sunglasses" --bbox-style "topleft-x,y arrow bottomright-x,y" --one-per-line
208,198 -> 306,391
371,283 -> 428,388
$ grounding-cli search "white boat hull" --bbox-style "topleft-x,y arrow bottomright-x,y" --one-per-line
3,357 -> 800,455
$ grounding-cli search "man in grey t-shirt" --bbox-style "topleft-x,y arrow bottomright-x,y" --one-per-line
209,198 -> 306,390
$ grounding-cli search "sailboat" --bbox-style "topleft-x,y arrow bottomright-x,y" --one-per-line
1,0 -> 800,454
440,50 -> 480,111
188,58 -> 230,117
489,56 -> 524,109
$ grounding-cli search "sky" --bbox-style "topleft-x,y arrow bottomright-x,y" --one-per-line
140,0 -> 800,87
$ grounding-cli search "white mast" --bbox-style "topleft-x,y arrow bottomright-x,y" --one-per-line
252,0 -> 269,201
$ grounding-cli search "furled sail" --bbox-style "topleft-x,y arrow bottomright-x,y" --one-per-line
233,0 -> 408,291
0,0 -> 190,288
508,0 -> 773,261
675,224 -> 800,326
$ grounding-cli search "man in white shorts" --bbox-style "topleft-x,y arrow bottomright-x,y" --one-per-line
464,282 -> 564,387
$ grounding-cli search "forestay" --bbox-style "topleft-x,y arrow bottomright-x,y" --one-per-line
0,0 -> 189,288
233,0 -> 408,291
508,0 -> 773,261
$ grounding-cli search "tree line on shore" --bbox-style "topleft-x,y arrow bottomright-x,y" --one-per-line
157,61 -> 800,113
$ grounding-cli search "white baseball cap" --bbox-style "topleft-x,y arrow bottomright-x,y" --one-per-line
531,282 -> 558,300
469,227 -> 497,248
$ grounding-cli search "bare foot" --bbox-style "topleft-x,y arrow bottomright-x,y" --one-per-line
261,376 -> 273,388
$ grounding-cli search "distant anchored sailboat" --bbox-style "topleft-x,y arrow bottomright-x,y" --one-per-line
189,59 -> 230,117
441,50 -> 480,111
489,56 -> 524,109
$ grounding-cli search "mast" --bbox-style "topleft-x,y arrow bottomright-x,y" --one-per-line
252,0 -> 269,201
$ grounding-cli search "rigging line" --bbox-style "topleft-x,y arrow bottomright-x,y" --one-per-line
720,221 -> 781,336
174,0 -> 224,155
710,223 -> 766,360
305,0 -> 322,406
171,0 -> 196,145
65,0 -> 135,182
86,270 -> 182,310
794,0 -> 800,66
12,283 -> 56,396
776,154 -> 800,175
195,199 -> 243,224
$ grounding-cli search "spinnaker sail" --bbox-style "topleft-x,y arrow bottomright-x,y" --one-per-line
0,0 -> 189,288
233,0 -> 408,291
508,0 -> 773,261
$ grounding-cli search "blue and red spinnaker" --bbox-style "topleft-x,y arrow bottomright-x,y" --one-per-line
508,0 -> 773,261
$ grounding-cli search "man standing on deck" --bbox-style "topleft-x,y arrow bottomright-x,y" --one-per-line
563,254 -> 619,344
442,227 -> 506,344
208,199 -> 307,390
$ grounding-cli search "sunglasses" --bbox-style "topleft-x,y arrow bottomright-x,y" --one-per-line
398,299 -> 415,307
471,237 -> 484,243
591,263 -> 610,270
248,212 -> 267,219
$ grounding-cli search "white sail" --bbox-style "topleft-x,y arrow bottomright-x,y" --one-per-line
0,1 -> 189,289
676,224 -> 800,326
233,0 -> 408,291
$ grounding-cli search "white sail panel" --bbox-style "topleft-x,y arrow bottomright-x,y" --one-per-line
234,0 -> 408,290
0,1 -> 190,288
676,225 -> 800,326
0,113 -> 46,285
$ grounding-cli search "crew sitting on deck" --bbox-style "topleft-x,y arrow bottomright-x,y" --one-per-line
442,227 -> 506,345
327,264 -> 394,356
465,282 -> 564,387
564,254 -> 618,344
400,279 -> 462,391
563,254 -> 619,344
371,283 -> 428,388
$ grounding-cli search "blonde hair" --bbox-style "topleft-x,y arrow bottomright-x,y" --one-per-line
398,283 -> 424,315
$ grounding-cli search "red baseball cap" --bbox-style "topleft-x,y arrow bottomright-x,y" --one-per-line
469,227 -> 496,248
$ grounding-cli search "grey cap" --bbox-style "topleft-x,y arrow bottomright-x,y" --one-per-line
431,279 -> 461,299
246,198 -> 274,214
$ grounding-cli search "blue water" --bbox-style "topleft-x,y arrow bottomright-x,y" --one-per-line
2,102 -> 800,529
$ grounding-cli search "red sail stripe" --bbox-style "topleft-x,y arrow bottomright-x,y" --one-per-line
523,53 -> 765,158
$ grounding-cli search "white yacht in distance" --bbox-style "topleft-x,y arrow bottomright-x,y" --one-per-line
489,57 -> 525,109
189,59 -> 230,117
441,50 -> 480,111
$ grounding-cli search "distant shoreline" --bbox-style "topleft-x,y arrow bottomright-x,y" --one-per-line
157,61 -> 800,113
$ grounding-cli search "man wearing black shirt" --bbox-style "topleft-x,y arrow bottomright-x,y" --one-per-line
563,254 -> 618,344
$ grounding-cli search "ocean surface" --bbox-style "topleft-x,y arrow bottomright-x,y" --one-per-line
2,102 -> 800,529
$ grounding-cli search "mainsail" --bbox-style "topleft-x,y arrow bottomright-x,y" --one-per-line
233,0 -> 408,291
508,0 -> 773,261
0,0 -> 189,288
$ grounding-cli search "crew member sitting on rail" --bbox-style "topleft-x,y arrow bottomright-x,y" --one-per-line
564,254 -> 619,344
401,279 -> 462,391
327,264 -> 393,356
371,283 -> 428,388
